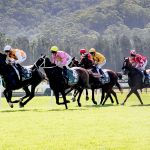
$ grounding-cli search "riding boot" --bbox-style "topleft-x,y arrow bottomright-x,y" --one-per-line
92,65 -> 97,73
144,70 -> 149,85
63,66 -> 68,84
99,68 -> 105,78
16,64 -> 25,81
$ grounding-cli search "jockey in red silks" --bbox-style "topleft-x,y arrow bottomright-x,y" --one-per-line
129,49 -> 149,84
129,50 -> 147,71
79,48 -> 94,69
80,49 -> 93,61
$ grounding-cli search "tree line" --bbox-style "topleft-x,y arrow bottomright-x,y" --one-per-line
0,24 -> 150,71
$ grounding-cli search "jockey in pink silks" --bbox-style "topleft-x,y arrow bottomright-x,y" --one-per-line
50,46 -> 72,81
50,46 -> 72,68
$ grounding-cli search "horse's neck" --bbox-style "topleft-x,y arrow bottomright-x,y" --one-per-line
128,68 -> 143,79
0,64 -> 15,78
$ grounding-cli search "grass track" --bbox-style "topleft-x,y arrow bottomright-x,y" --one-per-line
0,92 -> 149,150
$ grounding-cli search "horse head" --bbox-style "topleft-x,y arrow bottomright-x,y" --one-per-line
0,52 -> 7,65
122,57 -> 133,74
80,55 -> 93,69
69,57 -> 79,67
33,54 -> 54,68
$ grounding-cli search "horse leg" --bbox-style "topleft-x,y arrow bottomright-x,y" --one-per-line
102,92 -> 112,105
100,89 -> 105,105
77,88 -> 84,107
91,88 -> 97,105
133,90 -> 143,105
86,89 -> 89,101
54,90 -> 69,108
14,86 -> 31,104
3,89 -> 13,108
19,85 -> 36,108
121,90 -> 133,105
61,90 -> 70,109
71,90 -> 79,102
110,89 -> 119,105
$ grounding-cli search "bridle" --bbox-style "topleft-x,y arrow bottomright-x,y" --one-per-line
33,56 -> 57,69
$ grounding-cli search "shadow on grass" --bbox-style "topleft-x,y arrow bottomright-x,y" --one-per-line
0,107 -> 87,113
130,104 -> 150,107
84,103 -> 119,108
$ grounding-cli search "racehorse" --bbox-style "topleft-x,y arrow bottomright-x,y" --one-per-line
32,55 -> 90,109
0,52 -> 45,108
69,56 -> 123,105
122,57 -> 150,105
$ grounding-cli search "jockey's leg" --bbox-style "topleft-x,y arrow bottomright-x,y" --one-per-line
144,70 -> 149,85
63,66 -> 68,84
15,63 -> 24,80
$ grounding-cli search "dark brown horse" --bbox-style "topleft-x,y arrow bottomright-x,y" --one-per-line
121,57 -> 150,105
32,55 -> 90,109
69,56 -> 123,105
0,52 -> 45,108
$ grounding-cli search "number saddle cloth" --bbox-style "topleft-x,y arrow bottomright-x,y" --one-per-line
66,68 -> 79,85
99,69 -> 110,84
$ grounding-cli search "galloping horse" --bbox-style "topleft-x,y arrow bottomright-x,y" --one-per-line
0,53 -> 45,108
32,55 -> 90,109
70,56 -> 123,105
122,57 -> 150,105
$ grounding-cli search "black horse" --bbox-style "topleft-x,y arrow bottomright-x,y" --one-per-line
0,52 -> 45,108
70,56 -> 123,105
32,55 -> 90,109
122,57 -> 150,105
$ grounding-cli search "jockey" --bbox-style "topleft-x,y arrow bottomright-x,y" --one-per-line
89,48 -> 106,77
3,45 -> 27,80
79,48 -> 94,68
80,49 -> 92,60
129,49 -> 149,84
130,50 -> 147,70
50,46 -> 72,80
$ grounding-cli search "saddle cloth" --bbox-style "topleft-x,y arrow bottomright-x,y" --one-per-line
66,68 -> 79,85
13,65 -> 32,81
99,69 -> 110,84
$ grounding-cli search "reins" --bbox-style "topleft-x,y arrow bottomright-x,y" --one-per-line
33,56 -> 57,69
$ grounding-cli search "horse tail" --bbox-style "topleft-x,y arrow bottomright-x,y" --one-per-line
115,80 -> 123,94
116,72 -> 123,80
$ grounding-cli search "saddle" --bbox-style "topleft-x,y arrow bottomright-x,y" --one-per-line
13,64 -> 32,81
87,69 -> 110,84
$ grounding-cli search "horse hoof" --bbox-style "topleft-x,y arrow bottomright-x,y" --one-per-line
8,102 -> 13,108
19,102 -> 24,108
66,100 -> 70,103
94,102 -> 97,105
121,103 -> 124,106
78,103 -> 81,107
71,97 -> 76,102
86,97 -> 89,101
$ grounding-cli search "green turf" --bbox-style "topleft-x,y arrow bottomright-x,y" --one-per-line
0,92 -> 149,150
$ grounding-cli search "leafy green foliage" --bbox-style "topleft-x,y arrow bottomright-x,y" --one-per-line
0,0 -> 150,69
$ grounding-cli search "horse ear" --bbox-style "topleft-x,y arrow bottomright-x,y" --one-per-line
72,57 -> 75,61
124,57 -> 126,60
40,54 -> 46,58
